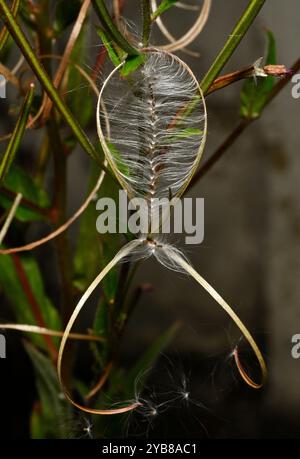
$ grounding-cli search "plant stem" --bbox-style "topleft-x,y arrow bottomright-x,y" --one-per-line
206,63 -> 290,95
92,0 -> 139,55
189,120 -> 249,187
11,254 -> 58,361
41,0 -> 91,124
35,0 -> 52,75
0,187 -> 51,219
0,192 -> 22,244
201,0 -> 266,95
0,0 -> 106,168
48,115 -> 74,324
141,0 -> 152,45
34,134 -> 50,186
0,84 -> 34,184
0,0 -> 20,53
190,56 -> 300,189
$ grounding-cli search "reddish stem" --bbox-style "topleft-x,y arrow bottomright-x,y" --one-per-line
11,254 -> 58,361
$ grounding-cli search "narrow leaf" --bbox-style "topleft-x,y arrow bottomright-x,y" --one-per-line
152,0 -> 178,20
0,84 -> 34,184
25,343 -> 70,439
0,165 -> 50,222
92,0 -> 139,56
96,26 -> 122,67
240,30 -> 276,119
0,0 -> 20,54
0,253 -> 61,351
120,54 -> 146,77
0,0 -> 102,165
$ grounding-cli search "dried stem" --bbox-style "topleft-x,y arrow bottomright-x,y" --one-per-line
41,0 -> 91,123
0,0 -> 105,166
201,0 -> 266,95
189,56 -> 300,188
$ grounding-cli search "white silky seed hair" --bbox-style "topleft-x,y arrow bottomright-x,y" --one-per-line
97,50 -> 207,223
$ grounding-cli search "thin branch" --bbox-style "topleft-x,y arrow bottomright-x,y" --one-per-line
11,254 -> 58,360
0,187 -> 51,219
48,114 -> 74,324
189,57 -> 300,189
0,0 -> 106,168
0,192 -> 22,244
0,62 -> 20,88
189,120 -> 249,187
41,0 -> 91,123
207,62 -> 291,95
142,0 -> 152,46
0,0 -> 20,52
151,0 -> 211,54
92,0 -> 140,55
0,72 -> 105,256
0,323 -> 105,342
0,84 -> 34,184
201,0 -> 266,95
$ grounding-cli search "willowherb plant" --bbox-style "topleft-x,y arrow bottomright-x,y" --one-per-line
1,0 -> 295,438
97,50 -> 206,208
58,46 -> 266,416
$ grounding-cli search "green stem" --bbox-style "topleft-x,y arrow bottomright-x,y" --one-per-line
0,0 -> 107,169
189,56 -> 300,190
142,0 -> 151,46
0,83 -> 34,184
189,120 -> 249,188
48,115 -> 74,324
201,0 -> 266,94
0,0 -> 20,53
92,0 -> 139,55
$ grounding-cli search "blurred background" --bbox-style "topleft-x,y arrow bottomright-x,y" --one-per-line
1,0 -> 300,438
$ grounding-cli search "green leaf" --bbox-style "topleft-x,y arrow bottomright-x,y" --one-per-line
120,54 -> 147,77
30,408 -> 47,439
0,84 -> 34,184
0,194 -> 46,222
25,343 -> 70,439
53,0 -> 82,35
164,127 -> 204,143
125,321 -> 181,394
0,253 -> 61,350
0,0 -> 102,165
240,30 -> 276,119
152,0 -> 178,20
92,0 -> 139,56
96,26 -> 122,67
107,142 -> 129,177
0,165 -> 50,221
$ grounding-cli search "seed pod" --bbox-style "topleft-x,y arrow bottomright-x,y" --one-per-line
97,49 -> 207,204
